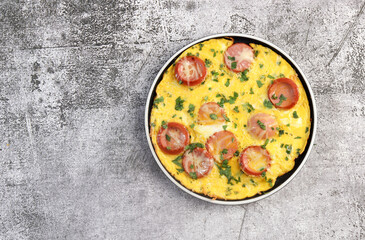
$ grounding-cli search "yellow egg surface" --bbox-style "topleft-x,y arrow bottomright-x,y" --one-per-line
149,38 -> 311,200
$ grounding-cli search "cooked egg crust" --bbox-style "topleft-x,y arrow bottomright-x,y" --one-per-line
150,38 -> 311,200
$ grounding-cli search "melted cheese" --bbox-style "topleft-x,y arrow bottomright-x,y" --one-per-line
150,38 -> 311,200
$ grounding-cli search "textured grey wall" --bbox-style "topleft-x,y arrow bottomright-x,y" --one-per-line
0,0 -> 364,239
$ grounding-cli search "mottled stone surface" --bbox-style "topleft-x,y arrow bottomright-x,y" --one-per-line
0,0 -> 364,239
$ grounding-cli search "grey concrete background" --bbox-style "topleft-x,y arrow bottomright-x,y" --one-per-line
0,0 -> 364,239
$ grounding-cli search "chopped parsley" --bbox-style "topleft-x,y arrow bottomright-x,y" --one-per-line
250,88 -> 254,94
227,56 -> 235,61
268,74 -> 275,79
205,59 -> 212,68
190,164 -> 194,169
153,96 -> 164,109
215,160 -> 239,185
257,120 -> 266,130
243,102 -> 255,113
190,123 -> 195,128
199,43 -> 204,50
234,150 -> 240,157
189,172 -> 197,179
175,96 -> 185,111
165,134 -> 171,141
151,123 -> 156,127
254,50 -> 259,57
263,99 -> 273,109
172,155 -> 182,167
256,80 -> 264,88
271,93 -> 278,99
293,111 -> 299,118
161,120 -> 168,129
233,106 -> 239,113
278,129 -> 284,136
261,139 -> 269,149
250,179 -> 257,186
231,62 -> 237,69
172,114 -> 176,118
188,104 -> 195,117
277,61 -> 281,65
294,136 -> 301,139
223,125 -> 228,130
210,113 -> 218,120
185,143 -> 204,153
225,78 -> 230,87
276,94 -> 287,106
223,114 -> 230,122
285,144 -> 292,155
259,63 -> 264,68
305,127 -> 309,133
240,69 -> 249,82
279,73 -> 285,78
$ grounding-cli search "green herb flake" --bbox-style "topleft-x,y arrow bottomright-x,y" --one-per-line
279,73 -> 285,78
305,127 -> 309,133
293,111 -> 299,119
228,56 -> 235,61
254,50 -> 259,57
285,144 -> 292,155
172,114 -> 177,118
172,155 -> 182,167
185,143 -> 204,153
279,129 -> 284,137
277,61 -> 281,65
263,99 -> 273,109
257,120 -> 266,130
161,120 -> 168,129
250,88 -> 254,94
190,164 -> 194,169
188,104 -> 195,117
276,94 -> 287,106
272,93 -> 278,99
225,78 -> 230,87
240,69 -> 249,82
250,179 -> 257,186
151,123 -> 156,127
205,59 -> 212,68
223,125 -> 228,130
153,96 -> 164,109
199,43 -> 204,51
223,114 -> 230,122
165,134 -> 171,141
175,96 -> 185,111
294,136 -> 301,139
234,150 -> 240,157
233,106 -> 239,113
189,172 -> 197,179
261,139 -> 269,149
256,80 -> 264,88
259,63 -> 264,68
210,113 -> 218,120
243,102 -> 255,113
231,62 -> 237,69
268,74 -> 275,79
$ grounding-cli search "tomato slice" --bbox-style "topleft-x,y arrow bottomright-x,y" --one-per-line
224,43 -> 254,72
205,131 -> 239,163
239,146 -> 271,176
268,78 -> 299,109
175,56 -> 207,86
198,102 -> 225,125
247,113 -> 278,139
182,148 -> 214,178
157,122 -> 190,154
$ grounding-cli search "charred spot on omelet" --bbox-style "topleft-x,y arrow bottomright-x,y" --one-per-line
150,38 -> 311,200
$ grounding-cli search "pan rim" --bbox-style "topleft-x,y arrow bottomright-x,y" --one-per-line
144,33 -> 317,205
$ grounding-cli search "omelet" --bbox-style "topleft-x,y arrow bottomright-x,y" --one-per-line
149,38 -> 311,200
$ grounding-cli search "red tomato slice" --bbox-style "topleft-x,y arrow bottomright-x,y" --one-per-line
157,122 -> 190,154
182,148 -> 214,178
239,146 -> 271,176
198,102 -> 225,125
205,131 -> 239,163
247,113 -> 278,139
175,56 -> 207,86
224,43 -> 254,72
268,78 -> 299,109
